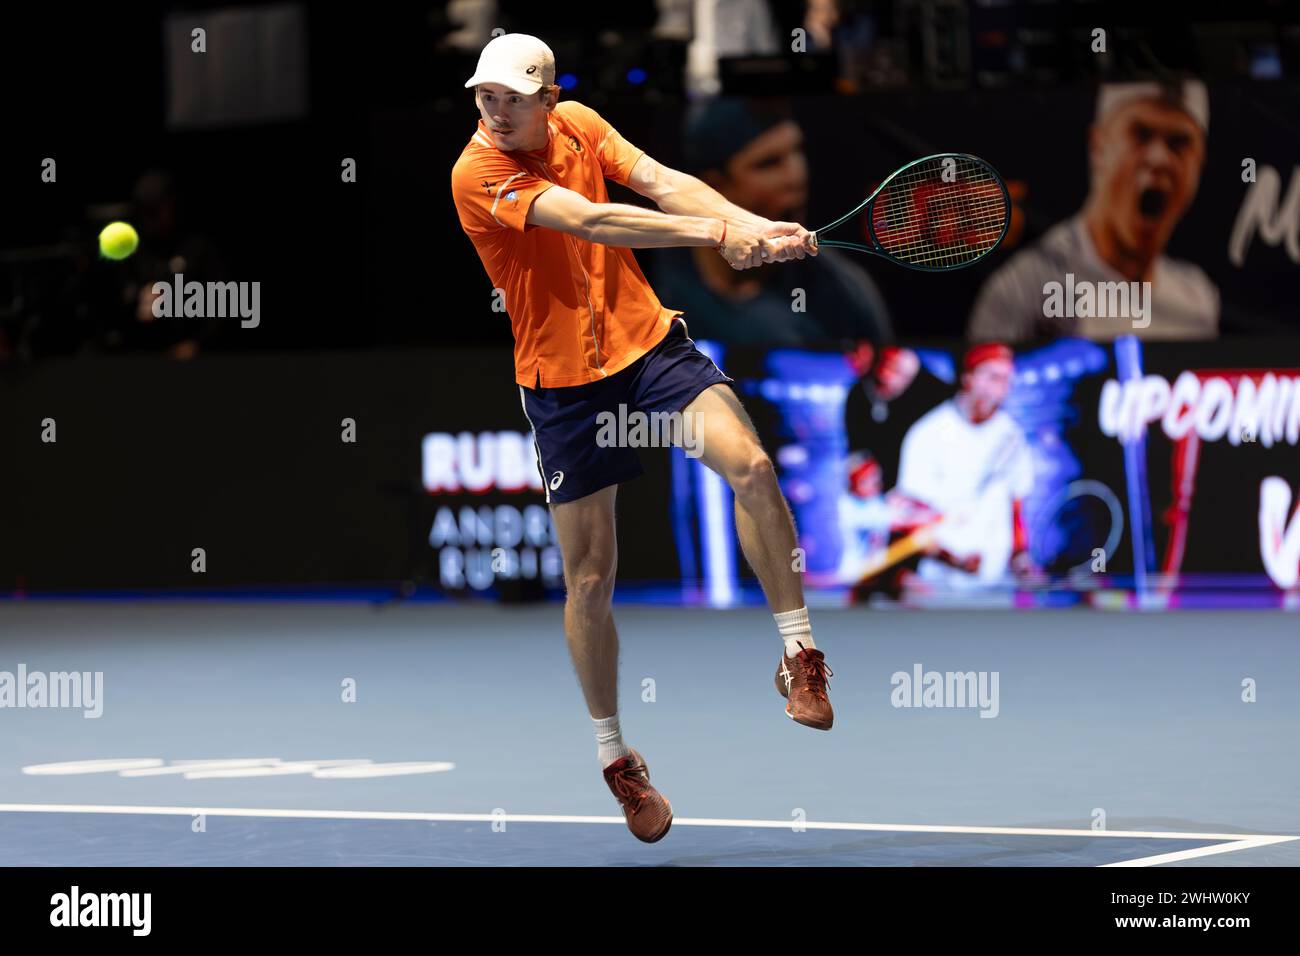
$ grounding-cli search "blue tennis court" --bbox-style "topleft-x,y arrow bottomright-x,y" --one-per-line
2,602 -> 1296,866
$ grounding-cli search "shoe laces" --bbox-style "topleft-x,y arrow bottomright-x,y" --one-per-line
608,761 -> 649,815
795,642 -> 833,700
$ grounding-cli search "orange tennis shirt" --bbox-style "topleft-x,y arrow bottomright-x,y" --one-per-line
451,100 -> 682,388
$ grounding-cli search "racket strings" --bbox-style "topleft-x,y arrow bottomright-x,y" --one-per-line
870,157 -> 1007,267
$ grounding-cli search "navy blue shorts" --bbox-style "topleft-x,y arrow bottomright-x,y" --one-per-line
519,317 -> 735,504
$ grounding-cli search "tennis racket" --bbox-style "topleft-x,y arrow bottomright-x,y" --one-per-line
810,153 -> 1009,271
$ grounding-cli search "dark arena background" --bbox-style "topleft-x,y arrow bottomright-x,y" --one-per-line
1,0 -> 1298,931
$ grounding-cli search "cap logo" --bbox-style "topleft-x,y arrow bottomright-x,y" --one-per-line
526,65 -> 537,75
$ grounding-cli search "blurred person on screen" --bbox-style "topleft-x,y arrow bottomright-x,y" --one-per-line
651,96 -> 891,347
968,80 -> 1218,342
842,341 -> 950,490
835,442 -> 991,603
894,343 -> 1036,591
834,450 -> 891,582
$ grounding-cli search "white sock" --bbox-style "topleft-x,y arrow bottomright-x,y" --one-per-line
775,606 -> 815,658
592,713 -> 630,767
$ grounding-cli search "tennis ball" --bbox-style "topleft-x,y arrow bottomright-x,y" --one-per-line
98,221 -> 139,261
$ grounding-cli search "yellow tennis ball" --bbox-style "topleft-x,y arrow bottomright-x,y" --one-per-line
98,221 -> 139,260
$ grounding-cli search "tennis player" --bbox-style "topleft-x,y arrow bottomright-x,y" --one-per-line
451,34 -> 830,843
895,343 -> 1035,591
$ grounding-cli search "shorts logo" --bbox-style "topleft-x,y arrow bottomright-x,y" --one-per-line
568,134 -> 583,153
506,190 -> 518,202
549,471 -> 565,491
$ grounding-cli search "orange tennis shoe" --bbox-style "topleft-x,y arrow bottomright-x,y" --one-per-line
602,749 -> 673,843
776,643 -> 835,730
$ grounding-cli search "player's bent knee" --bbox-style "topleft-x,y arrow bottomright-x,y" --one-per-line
729,449 -> 776,499
565,568 -> 616,611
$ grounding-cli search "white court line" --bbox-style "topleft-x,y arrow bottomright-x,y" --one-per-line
21,759 -> 165,775
1102,836 -> 1300,868
0,803 -> 1295,847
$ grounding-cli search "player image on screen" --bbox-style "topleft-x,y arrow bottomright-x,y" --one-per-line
834,451 -> 891,581
968,80 -> 1219,342
843,342 -> 953,490
449,34 -> 831,844
893,344 -> 1037,592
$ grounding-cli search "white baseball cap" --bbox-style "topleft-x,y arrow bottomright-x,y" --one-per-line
463,33 -> 556,94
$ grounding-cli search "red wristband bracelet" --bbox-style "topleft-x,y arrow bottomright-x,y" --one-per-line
714,221 -> 727,250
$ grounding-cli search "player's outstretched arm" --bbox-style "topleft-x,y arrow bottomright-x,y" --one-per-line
526,183 -> 779,270
625,154 -> 817,260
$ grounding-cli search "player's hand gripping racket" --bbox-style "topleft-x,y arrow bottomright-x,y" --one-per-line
810,153 -> 1009,271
